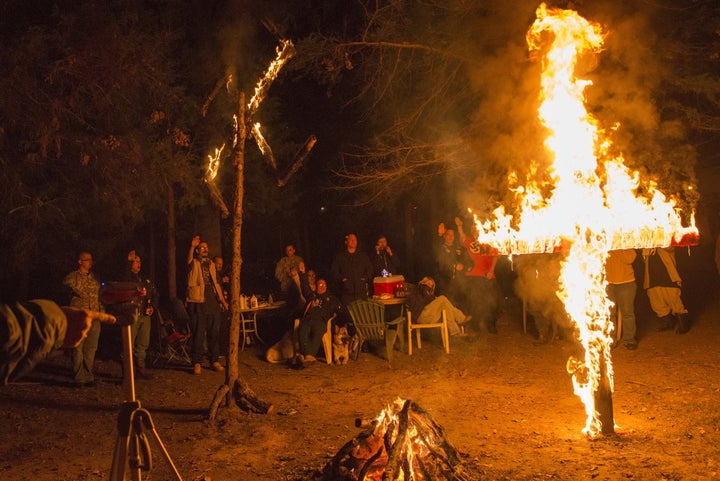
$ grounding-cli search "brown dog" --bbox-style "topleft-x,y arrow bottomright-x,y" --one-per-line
332,325 -> 350,365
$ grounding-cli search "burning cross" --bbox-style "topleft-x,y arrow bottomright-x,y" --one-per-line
475,4 -> 697,438
204,39 -> 317,216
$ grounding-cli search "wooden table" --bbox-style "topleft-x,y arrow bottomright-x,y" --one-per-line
372,296 -> 407,306
239,301 -> 286,349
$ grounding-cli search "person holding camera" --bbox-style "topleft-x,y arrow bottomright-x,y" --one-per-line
123,250 -> 155,379
370,235 -> 400,278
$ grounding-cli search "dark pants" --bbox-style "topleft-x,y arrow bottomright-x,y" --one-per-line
187,302 -> 221,365
298,315 -> 327,357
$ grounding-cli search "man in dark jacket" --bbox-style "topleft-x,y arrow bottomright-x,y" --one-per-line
330,233 -> 374,307
435,224 -> 472,305
370,235 -> 401,278
123,250 -> 155,379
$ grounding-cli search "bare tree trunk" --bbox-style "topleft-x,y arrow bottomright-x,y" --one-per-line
167,182 -> 177,300
226,91 -> 247,406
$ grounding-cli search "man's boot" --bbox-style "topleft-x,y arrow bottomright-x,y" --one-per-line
675,313 -> 690,334
135,358 -> 154,380
656,315 -> 675,332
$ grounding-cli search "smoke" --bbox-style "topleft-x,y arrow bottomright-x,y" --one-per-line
513,252 -> 574,333
457,1 -> 698,221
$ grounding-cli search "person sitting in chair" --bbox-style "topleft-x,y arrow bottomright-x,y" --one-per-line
295,262 -> 342,365
407,277 -> 471,337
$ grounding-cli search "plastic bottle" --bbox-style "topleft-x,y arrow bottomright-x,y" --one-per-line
250,294 -> 258,309
240,294 -> 247,310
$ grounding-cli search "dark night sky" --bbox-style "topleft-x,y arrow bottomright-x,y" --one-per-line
1,0 -> 718,301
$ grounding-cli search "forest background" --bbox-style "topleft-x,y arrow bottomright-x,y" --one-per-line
1,0 -> 719,305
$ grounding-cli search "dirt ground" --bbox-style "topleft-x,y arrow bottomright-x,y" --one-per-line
1,276 -> 719,481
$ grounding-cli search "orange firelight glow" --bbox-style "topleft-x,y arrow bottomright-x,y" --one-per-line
474,4 -> 697,437
204,144 -> 225,182
247,39 -> 296,117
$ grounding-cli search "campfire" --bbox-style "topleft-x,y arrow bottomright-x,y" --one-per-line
323,399 -> 471,481
474,4 -> 697,437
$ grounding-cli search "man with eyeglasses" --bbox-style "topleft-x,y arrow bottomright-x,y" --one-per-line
186,236 -> 228,375
63,251 -> 103,387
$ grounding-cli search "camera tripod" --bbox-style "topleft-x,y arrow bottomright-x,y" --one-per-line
110,324 -> 183,481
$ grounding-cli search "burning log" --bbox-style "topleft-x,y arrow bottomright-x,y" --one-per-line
251,122 -> 277,171
323,399 -> 468,481
247,39 -> 296,118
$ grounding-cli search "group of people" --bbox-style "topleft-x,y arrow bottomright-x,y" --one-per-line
0,222 -> 695,384
517,245 -> 690,351
1,235 -> 231,386
277,219 -> 692,365
61,249 -> 158,386
272,223 -> 492,366
606,246 -> 690,350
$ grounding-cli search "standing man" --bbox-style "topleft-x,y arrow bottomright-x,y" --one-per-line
435,223 -> 472,306
63,251 -> 103,387
642,247 -> 689,334
454,217 -> 501,334
331,233 -> 374,307
186,236 -> 228,375
275,243 -> 304,304
123,250 -> 155,378
370,235 -> 400,278
606,249 -> 638,349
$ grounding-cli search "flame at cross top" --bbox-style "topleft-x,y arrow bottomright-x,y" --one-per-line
474,4 -> 698,437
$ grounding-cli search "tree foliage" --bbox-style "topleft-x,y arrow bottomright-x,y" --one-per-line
0,1 -> 211,298
272,0 -> 717,224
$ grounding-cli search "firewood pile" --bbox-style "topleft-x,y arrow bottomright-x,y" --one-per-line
322,399 -> 471,481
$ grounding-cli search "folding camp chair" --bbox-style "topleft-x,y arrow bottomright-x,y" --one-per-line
152,309 -> 192,367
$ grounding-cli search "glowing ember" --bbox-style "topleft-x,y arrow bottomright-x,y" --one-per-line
474,3 -> 697,437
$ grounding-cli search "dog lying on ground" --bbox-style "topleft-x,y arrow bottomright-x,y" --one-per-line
265,320 -> 301,364
332,325 -> 351,365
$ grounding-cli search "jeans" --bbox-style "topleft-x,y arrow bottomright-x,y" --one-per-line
607,281 -> 637,344
130,314 -> 151,362
71,319 -> 101,383
298,315 -> 327,357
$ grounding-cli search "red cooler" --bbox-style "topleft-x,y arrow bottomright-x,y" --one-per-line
373,275 -> 405,297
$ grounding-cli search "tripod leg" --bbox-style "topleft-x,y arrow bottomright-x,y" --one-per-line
110,401 -> 141,481
136,408 -> 184,481
147,429 -> 184,480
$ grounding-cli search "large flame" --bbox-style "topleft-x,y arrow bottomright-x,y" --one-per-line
474,4 -> 697,437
